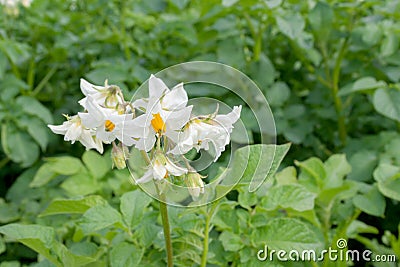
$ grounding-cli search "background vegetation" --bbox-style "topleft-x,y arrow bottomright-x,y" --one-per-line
0,0 -> 400,266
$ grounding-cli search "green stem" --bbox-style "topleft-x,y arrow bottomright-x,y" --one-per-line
27,57 -> 35,90
159,194 -> 173,267
200,202 -> 218,267
31,66 -> 57,96
331,38 -> 348,146
0,157 -> 10,169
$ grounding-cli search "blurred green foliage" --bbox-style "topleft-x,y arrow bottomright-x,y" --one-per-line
1,0 -> 400,266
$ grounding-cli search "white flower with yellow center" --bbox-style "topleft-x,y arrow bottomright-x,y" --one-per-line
78,95 -> 137,146
79,79 -> 125,109
130,75 -> 192,152
135,152 -> 188,184
48,115 -> 103,153
169,106 -> 242,161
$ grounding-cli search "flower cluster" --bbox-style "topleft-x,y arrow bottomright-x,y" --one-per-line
49,75 -> 241,198
1,0 -> 32,16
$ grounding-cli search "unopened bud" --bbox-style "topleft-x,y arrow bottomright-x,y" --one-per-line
186,172 -> 206,198
111,142 -> 129,169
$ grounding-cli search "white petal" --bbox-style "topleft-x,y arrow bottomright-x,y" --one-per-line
136,169 -> 154,184
78,130 -> 98,150
96,127 -> 116,144
134,134 -> 156,152
93,137 -> 104,154
85,95 -> 107,120
161,82 -> 188,110
48,123 -> 69,135
165,105 -> 193,131
149,74 -> 169,100
131,113 -> 152,127
80,79 -> 98,96
78,112 -> 102,129
165,158 -> 187,176
132,98 -> 148,110
64,123 -> 82,142
153,160 -> 167,180
215,105 -> 242,131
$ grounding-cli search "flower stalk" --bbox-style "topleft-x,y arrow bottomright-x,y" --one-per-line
159,195 -> 173,267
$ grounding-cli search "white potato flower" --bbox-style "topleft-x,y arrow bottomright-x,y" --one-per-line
130,75 -> 193,152
78,95 -> 137,146
79,79 -> 125,110
135,152 -> 188,184
169,106 -> 242,161
48,115 -> 103,153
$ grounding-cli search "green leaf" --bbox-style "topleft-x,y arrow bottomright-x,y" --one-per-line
221,0 -> 238,7
16,96 -> 53,124
82,150 -> 111,179
80,205 -> 124,234
30,163 -> 57,188
276,13 -> 305,40
249,53 -> 276,87
339,77 -> 387,96
217,37 -> 245,68
0,261 -> 20,267
0,224 -> 61,267
61,172 -> 100,196
54,243 -> 96,267
18,116 -> 49,151
261,184 -> 316,212
266,82 -> 290,106
109,242 -> 143,267
85,66 -> 129,85
0,40 -> 30,64
0,236 -> 5,255
381,33 -> 399,57
2,123 -> 39,167
296,157 -> 326,192
251,218 -> 323,251
225,143 -> 291,192
275,166 -> 297,185
374,163 -> 400,201
318,181 -> 359,208
324,154 -> 351,188
0,51 -> 7,80
219,231 -> 244,251
347,150 -> 377,182
308,1 -> 334,41
0,74 -> 28,101
40,195 -> 108,216
47,156 -> 85,175
30,157 -> 85,188
0,199 -> 20,223
347,220 -> 379,238
120,190 -> 152,229
362,24 -> 382,46
238,188 -> 258,210
353,185 -> 386,217
373,88 -> 400,122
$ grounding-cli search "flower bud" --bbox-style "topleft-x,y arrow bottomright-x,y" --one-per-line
185,172 -> 206,198
111,142 -> 129,169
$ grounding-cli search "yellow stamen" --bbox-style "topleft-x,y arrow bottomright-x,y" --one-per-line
105,120 -> 115,132
151,113 -> 166,134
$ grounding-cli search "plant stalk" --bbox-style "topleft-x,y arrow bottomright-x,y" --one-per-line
159,195 -> 173,267
331,38 -> 348,146
200,202 -> 218,267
